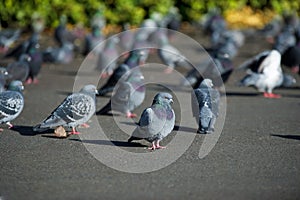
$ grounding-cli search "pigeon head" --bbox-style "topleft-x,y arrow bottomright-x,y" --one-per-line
8,80 -> 24,92
0,67 -> 8,76
80,84 -> 98,96
200,79 -> 214,88
153,92 -> 173,105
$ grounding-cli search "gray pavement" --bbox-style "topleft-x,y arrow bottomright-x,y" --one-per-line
0,29 -> 300,199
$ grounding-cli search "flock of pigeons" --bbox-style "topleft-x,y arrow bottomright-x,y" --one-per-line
0,9 -> 300,150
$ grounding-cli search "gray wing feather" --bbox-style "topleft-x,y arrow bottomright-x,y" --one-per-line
0,91 -> 24,122
38,93 -> 94,128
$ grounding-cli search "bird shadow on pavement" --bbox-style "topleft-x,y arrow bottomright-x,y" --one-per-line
271,134 -> 300,141
119,122 -> 199,134
68,138 -> 147,147
11,125 -> 53,136
225,92 -> 260,97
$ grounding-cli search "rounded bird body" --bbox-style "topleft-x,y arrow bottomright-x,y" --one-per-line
128,92 -> 175,150
33,85 -> 98,134
0,80 -> 24,131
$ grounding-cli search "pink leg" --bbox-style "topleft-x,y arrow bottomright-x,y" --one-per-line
148,142 -> 156,150
155,140 -> 166,149
70,127 -> 80,135
101,73 -> 109,78
291,66 -> 299,73
164,67 -> 173,74
33,78 -> 39,84
126,112 -> 137,118
6,122 -> 13,129
25,78 -> 33,85
0,128 -> 3,132
80,123 -> 90,128
264,92 -> 281,98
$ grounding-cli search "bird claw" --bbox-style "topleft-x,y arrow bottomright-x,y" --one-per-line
80,123 -> 90,128
70,131 -> 80,135
126,113 -> 137,118
264,92 -> 281,98
164,67 -> 173,74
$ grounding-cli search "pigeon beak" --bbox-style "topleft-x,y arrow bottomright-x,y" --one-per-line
170,99 -> 173,104
95,89 -> 99,95
140,75 -> 145,80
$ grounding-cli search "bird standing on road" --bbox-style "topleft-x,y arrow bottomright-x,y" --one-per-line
192,79 -> 220,134
0,80 -> 24,131
128,92 -> 175,150
33,85 -> 98,134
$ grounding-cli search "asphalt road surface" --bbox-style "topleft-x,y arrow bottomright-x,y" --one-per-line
0,28 -> 299,200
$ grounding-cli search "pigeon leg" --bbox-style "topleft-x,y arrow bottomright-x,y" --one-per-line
101,73 -> 109,78
155,140 -> 166,149
25,78 -> 33,85
80,123 -> 90,128
0,128 -> 3,132
126,112 -> 137,118
164,67 -> 173,74
70,127 -> 80,135
33,78 -> 39,84
264,92 -> 281,98
291,66 -> 299,73
6,122 -> 13,129
148,142 -> 156,150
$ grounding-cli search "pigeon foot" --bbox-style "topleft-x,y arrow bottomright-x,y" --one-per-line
264,92 -> 281,98
70,128 -> 80,135
80,123 -> 90,128
126,112 -> 137,118
164,67 -> 173,74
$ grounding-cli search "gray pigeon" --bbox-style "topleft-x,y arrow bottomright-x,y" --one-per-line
6,54 -> 30,83
128,92 -> 175,150
96,37 -> 119,77
0,67 -> 9,93
96,68 -> 145,118
192,79 -> 220,134
0,80 -> 24,131
33,85 -> 98,134
156,29 -> 191,73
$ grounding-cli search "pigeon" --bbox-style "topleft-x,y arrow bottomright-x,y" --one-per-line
6,54 -> 30,83
96,67 -> 145,118
42,42 -> 74,64
239,49 -> 283,98
96,37 -> 119,77
5,32 -> 39,60
182,53 -> 233,89
128,92 -> 175,150
156,29 -> 191,73
273,25 -> 296,54
0,28 -> 21,53
97,50 -> 147,96
25,38 -> 43,84
0,67 -> 9,93
82,25 -> 105,56
202,8 -> 227,47
192,79 -> 220,134
119,23 -> 134,51
33,85 -> 98,134
0,80 -> 24,131
91,8 -> 106,30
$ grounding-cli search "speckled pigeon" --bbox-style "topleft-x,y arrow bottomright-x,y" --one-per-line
33,85 -> 98,134
0,80 -> 24,131
192,79 -> 220,134
128,92 -> 175,150
96,67 -> 145,118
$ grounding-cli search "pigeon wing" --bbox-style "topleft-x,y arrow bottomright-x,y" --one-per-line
38,93 -> 93,128
0,91 -> 24,122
